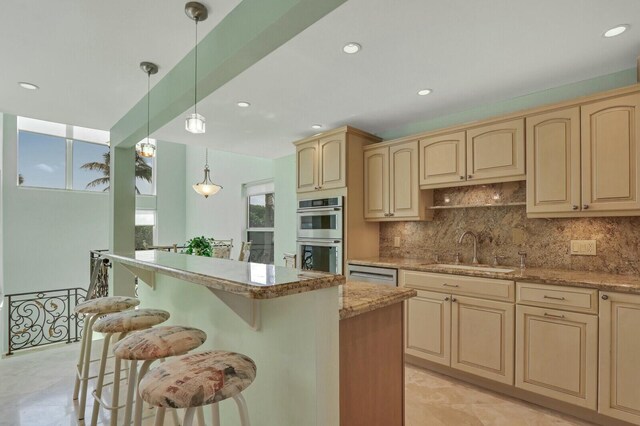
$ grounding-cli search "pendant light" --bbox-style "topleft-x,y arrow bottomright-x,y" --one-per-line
193,148 -> 222,197
185,2 -> 208,134
137,61 -> 158,158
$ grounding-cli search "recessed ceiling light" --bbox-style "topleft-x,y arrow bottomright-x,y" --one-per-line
311,124 -> 323,130
18,82 -> 39,90
417,88 -> 433,96
603,25 -> 629,38
237,101 -> 251,108
343,42 -> 361,54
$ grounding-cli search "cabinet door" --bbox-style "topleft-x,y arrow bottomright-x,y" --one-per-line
389,140 -> 420,218
581,93 -> 640,212
451,296 -> 514,384
516,305 -> 597,409
318,134 -> 346,190
364,147 -> 389,219
466,118 -> 525,183
405,289 -> 451,366
599,292 -> 640,423
296,140 -> 318,193
526,108 -> 581,214
419,131 -> 466,187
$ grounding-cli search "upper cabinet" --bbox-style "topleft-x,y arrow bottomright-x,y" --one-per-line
466,119 -> 525,182
364,140 -> 433,221
419,119 -> 525,189
419,131 -> 466,187
296,134 -> 345,193
527,93 -> 640,217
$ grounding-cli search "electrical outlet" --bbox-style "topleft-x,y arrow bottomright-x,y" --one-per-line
570,240 -> 596,256
394,236 -> 401,248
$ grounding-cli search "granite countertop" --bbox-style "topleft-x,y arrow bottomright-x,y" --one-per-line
339,281 -> 416,320
348,257 -> 640,294
102,251 -> 344,300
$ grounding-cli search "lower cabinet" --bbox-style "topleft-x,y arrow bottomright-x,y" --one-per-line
451,296 -> 514,385
515,305 -> 598,409
405,290 -> 450,365
599,291 -> 640,423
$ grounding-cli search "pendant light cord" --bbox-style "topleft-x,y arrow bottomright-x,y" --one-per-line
194,19 -> 198,115
205,147 -> 209,167
147,70 -> 151,142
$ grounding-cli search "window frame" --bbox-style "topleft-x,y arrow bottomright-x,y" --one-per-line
244,180 -> 275,264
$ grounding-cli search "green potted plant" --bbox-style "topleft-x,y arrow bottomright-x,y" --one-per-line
183,236 -> 214,257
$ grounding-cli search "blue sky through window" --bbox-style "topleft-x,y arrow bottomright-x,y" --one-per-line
73,140 -> 110,191
18,131 -> 65,188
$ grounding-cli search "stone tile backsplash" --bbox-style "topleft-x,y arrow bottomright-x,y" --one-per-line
380,183 -> 640,275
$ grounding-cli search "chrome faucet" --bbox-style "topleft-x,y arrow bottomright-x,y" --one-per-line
458,231 -> 479,265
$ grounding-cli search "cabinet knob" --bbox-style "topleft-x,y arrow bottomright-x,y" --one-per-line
444,297 -> 450,301
601,294 -> 609,300
583,204 -> 589,210
460,176 -> 465,180
451,298 -> 457,302
572,205 -> 578,210
467,175 -> 473,179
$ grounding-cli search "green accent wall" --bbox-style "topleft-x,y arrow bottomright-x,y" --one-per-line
379,68 -> 638,141
273,154 -> 296,266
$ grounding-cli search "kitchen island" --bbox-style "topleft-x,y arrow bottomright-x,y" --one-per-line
103,251 -> 415,426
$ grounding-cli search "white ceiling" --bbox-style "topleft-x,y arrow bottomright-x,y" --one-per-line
3,0 -> 640,159
0,0 -> 241,130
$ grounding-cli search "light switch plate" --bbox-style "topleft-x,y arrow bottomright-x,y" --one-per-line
570,240 -> 596,256
394,236 -> 401,248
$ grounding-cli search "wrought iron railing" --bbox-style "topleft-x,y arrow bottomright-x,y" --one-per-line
3,251 -> 111,355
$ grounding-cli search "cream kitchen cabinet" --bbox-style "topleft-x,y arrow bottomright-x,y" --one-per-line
598,291 -> 640,424
364,140 -> 432,221
295,133 -> 346,193
527,93 -> 640,217
515,304 -> 598,409
402,270 -> 515,384
419,119 -> 525,189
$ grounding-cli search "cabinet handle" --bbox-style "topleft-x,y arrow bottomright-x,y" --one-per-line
601,294 -> 609,300
444,297 -> 450,301
467,174 -> 473,179
583,204 -> 589,210
460,176 -> 465,180
543,295 -> 566,301
572,205 -> 578,210
442,283 -> 459,288
390,213 -> 395,217
543,312 -> 565,319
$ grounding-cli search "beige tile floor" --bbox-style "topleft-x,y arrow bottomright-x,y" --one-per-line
0,342 -> 595,425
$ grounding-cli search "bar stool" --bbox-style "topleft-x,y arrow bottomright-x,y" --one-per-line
90,308 -> 170,426
112,325 -> 208,426
139,350 -> 257,426
73,296 -> 140,420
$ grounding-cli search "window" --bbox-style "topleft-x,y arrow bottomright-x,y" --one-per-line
245,181 -> 275,264
17,116 -> 155,194
135,210 -> 156,250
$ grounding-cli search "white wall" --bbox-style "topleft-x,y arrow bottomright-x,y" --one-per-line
155,140 -> 186,246
185,146 -> 273,259
273,154 -> 296,266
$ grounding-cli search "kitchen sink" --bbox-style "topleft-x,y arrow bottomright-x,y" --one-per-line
433,264 -> 515,273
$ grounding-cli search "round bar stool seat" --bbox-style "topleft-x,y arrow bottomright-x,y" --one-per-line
93,308 -> 170,334
72,296 -> 139,421
113,326 -> 208,426
75,296 -> 140,315
90,309 -> 170,426
140,350 -> 256,426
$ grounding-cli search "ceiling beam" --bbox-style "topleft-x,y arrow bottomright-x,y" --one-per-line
110,0 -> 347,148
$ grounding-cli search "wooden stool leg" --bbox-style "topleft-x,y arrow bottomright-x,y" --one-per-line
211,403 -> 221,426
182,407 -> 196,426
233,394 -> 251,426
123,359 -> 138,426
154,407 -> 166,426
73,313 -> 91,400
90,333 -> 113,425
196,406 -> 205,426
134,360 -> 153,426
78,315 -> 97,419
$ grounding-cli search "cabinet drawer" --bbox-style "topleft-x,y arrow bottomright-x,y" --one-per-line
401,270 -> 514,302
516,282 -> 598,314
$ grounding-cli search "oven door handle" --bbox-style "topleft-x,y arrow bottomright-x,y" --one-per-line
296,208 -> 342,214
297,239 -> 342,246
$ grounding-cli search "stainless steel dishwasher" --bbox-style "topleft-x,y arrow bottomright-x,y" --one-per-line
346,263 -> 398,286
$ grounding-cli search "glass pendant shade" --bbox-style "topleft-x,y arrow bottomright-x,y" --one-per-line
192,165 -> 222,198
185,112 -> 206,134
138,139 -> 156,158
